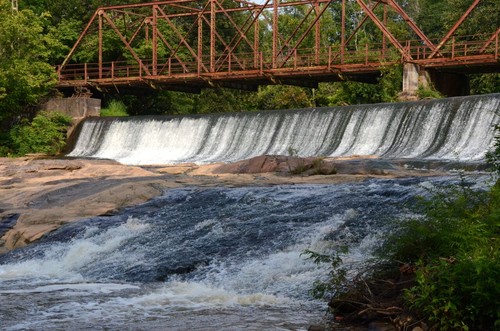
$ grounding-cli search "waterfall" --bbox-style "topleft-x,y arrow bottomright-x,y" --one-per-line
68,94 -> 500,165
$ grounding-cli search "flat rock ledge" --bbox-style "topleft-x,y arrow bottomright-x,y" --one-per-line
0,155 -> 443,253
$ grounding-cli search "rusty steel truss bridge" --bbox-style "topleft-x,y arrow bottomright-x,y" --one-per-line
57,0 -> 500,93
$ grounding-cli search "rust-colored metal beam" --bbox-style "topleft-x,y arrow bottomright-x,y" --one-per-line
355,0 -> 412,61
272,0 -> 279,68
101,11 -> 151,75
385,0 -> 437,52
429,0 -> 481,59
480,27 -> 500,54
152,4 -> 158,76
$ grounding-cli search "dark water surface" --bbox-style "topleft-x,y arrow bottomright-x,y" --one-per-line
1,176 -> 489,330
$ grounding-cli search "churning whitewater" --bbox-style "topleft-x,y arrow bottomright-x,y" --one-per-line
68,94 -> 500,165
1,178 -> 474,330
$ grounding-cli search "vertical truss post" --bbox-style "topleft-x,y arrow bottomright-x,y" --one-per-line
273,0 -> 279,68
198,13 -> 203,76
210,0 -> 216,72
452,37 -> 455,59
382,4 -> 387,58
98,10 -> 103,80
152,4 -> 158,76
254,9 -> 260,69
341,0 -> 345,64
496,33 -> 498,58
314,1 -> 321,65
365,43 -> 368,65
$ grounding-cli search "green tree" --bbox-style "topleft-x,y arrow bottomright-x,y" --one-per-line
0,1 -> 60,124
10,111 -> 72,155
253,85 -> 313,110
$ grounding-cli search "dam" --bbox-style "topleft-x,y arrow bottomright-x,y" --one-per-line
69,94 -> 500,165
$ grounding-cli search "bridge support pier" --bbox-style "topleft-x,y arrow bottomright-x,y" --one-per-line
42,97 -> 101,138
400,63 -> 470,100
400,63 -> 431,100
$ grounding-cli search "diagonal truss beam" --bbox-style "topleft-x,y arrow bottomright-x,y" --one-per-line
480,27 -> 500,54
355,0 -> 412,61
429,0 -> 481,58
384,0 -> 437,53
101,11 -> 151,75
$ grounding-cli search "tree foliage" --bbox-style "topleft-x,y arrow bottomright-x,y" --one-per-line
0,0 -> 499,129
383,178 -> 500,330
10,111 -> 72,155
0,0 -> 59,124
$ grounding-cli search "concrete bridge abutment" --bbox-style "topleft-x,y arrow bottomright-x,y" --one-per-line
42,97 -> 101,138
400,63 -> 470,100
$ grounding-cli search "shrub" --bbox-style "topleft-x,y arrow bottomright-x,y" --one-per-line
417,84 -> 443,99
382,180 -> 500,330
486,124 -> 500,175
10,111 -> 72,156
100,100 -> 128,117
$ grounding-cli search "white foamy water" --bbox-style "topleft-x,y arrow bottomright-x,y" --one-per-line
2,180 -> 450,330
68,94 -> 500,165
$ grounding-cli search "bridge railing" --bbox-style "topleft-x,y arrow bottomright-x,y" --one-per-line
59,44 -> 399,80
408,33 -> 499,61
57,34 -> 498,85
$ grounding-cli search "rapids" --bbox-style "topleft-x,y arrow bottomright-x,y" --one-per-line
1,177 -> 482,330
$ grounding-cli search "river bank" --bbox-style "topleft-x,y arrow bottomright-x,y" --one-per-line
0,155 -> 449,254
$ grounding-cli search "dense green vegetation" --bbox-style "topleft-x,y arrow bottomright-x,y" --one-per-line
1,0 -> 499,155
386,180 -> 499,330
308,128 -> 500,330
8,111 -> 72,156
100,100 -> 128,117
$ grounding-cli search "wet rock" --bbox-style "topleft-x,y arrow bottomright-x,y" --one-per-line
368,321 -> 396,331
0,214 -> 19,238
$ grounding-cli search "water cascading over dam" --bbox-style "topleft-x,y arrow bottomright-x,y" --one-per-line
69,94 -> 500,165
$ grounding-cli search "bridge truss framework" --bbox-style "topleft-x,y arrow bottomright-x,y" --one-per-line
57,0 -> 500,93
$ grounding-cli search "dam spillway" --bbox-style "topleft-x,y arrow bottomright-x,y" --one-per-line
68,94 -> 500,165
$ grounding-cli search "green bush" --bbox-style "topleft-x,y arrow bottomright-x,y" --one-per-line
100,100 -> 128,117
382,181 -> 500,330
10,111 -> 72,156
417,84 -> 443,99
486,125 -> 500,175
